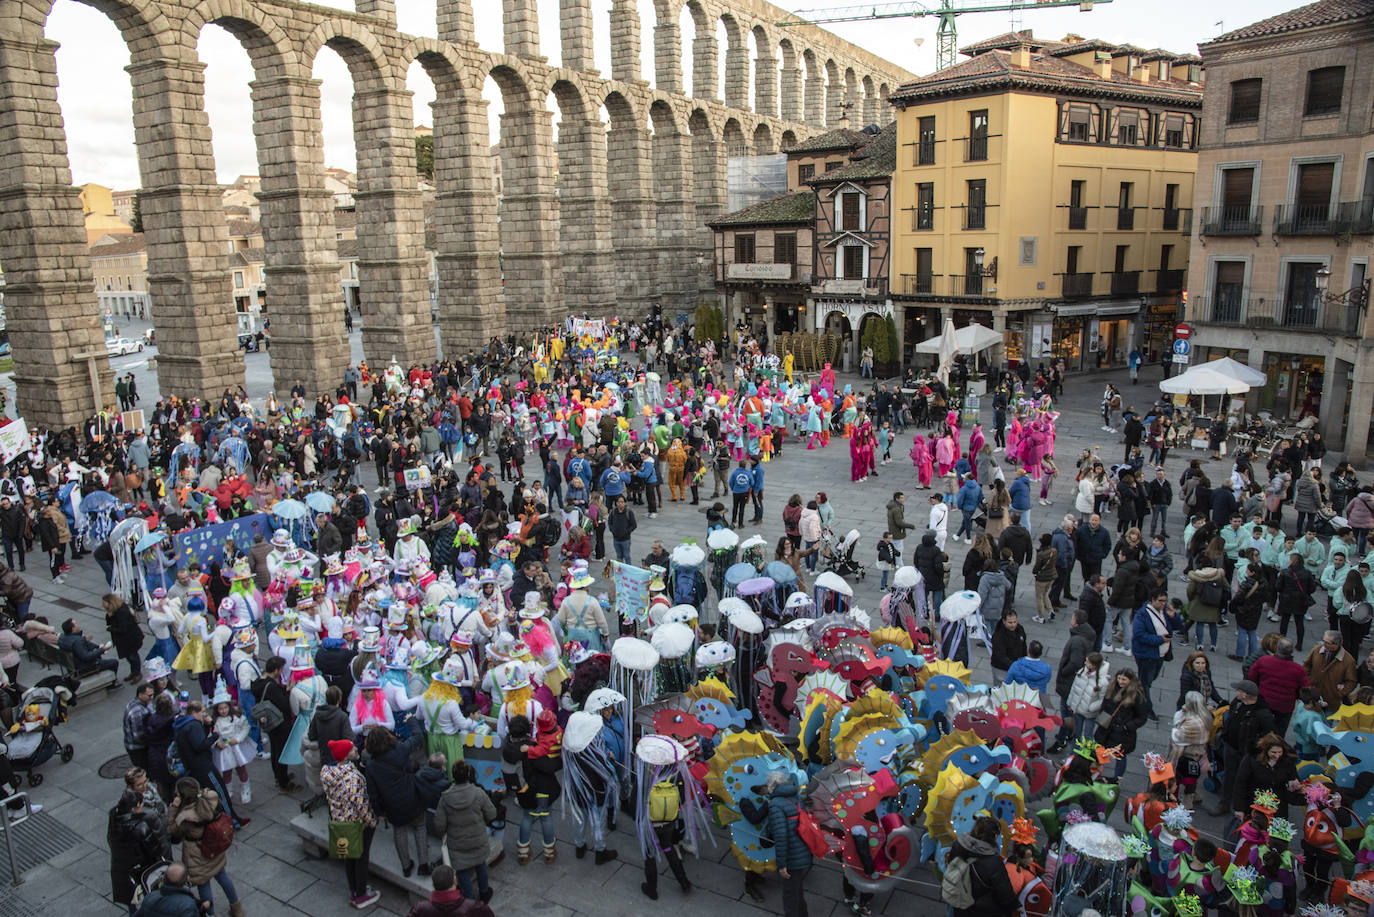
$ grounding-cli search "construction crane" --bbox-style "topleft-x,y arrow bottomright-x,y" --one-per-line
778,0 -> 1112,72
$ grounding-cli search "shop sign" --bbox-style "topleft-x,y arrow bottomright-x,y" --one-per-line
818,279 -> 868,295
727,263 -> 793,280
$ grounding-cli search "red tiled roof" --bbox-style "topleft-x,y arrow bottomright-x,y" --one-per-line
89,233 -> 147,256
959,30 -> 1063,55
227,219 -> 261,238
786,128 -> 871,154
890,46 -> 1203,107
1210,0 -> 1374,43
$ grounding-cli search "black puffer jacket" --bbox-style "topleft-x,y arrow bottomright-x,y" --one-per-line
913,533 -> 947,591
364,730 -> 428,826
1094,690 -> 1148,754
948,833 -> 1019,917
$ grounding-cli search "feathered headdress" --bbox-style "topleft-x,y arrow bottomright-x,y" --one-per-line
1009,817 -> 1038,847
1142,751 -> 1174,784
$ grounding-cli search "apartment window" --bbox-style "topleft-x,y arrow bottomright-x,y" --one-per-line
966,179 -> 986,230
967,109 -> 989,161
233,271 -> 244,289
917,116 -> 936,164
1114,245 -> 1129,273
1221,167 -> 1254,226
1213,261 -> 1245,318
1160,244 -> 1173,271
1296,161 -> 1335,223
1164,115 -> 1184,149
774,232 -> 797,265
1188,64 -> 1201,82
840,192 -> 862,231
825,160 -> 843,172
914,247 -> 934,293
842,245 -> 865,280
1163,183 -> 1180,230
1286,262 -> 1325,324
1117,110 -> 1139,146
1305,66 -> 1345,116
915,183 -> 934,230
1067,107 -> 1090,142
1228,78 -> 1262,123
964,247 -> 984,295
797,163 -> 815,184
734,233 -> 755,264
1069,179 -> 1087,230
1066,245 -> 1082,275
1117,182 -> 1134,230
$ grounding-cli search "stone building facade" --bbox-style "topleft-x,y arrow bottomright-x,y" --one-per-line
0,0 -> 909,427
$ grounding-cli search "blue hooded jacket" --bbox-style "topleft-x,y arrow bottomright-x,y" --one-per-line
955,479 -> 984,513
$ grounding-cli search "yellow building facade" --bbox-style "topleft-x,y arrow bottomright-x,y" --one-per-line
888,36 -> 1202,371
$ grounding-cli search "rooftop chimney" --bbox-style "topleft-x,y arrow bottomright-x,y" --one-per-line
1010,43 -> 1032,68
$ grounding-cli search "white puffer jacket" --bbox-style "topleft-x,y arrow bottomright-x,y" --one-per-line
1067,662 -> 1111,718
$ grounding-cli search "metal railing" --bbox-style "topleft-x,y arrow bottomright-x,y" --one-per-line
911,208 -> 934,231
1339,199 -> 1374,234
899,273 -> 941,295
1067,206 -> 1087,230
963,205 -> 986,230
1109,271 -> 1140,296
1,789 -> 32,885
1116,207 -> 1135,231
1061,272 -> 1094,300
1190,294 -> 1363,335
916,139 -> 936,165
966,135 -> 988,161
1200,204 -> 1263,236
1273,204 -> 1336,235
952,274 -> 986,296
1162,208 -> 1182,231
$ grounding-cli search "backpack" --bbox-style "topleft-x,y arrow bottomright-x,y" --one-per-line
647,780 -> 680,823
941,853 -> 979,909
1199,578 -> 1226,607
673,565 -> 703,606
198,808 -> 235,858
165,735 -> 187,778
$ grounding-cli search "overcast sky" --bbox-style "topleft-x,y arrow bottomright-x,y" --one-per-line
46,0 -> 1302,190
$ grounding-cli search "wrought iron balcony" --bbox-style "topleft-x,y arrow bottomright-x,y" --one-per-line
1200,205 -> 1263,236
1060,272 -> 1094,300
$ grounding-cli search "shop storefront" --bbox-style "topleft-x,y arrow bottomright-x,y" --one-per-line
1034,303 -> 1140,372
1259,354 -> 1327,420
1141,302 -> 1181,365
902,306 -> 941,366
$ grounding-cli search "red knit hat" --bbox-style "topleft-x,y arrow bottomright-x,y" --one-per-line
328,739 -> 354,763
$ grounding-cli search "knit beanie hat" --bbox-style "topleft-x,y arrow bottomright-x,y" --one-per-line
328,739 -> 354,763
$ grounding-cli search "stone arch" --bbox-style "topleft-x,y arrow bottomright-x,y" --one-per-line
750,23 -> 777,117
651,97 -> 694,315
302,18 -> 395,93
651,0 -> 685,93
777,37 -> 801,122
861,74 -> 877,125
180,0 -> 297,76
402,37 -> 471,96
718,12 -> 748,110
604,89 -> 656,316
844,66 -> 859,121
683,0 -> 715,99
752,121 -> 774,155
688,106 -> 723,292
802,48 -> 823,127
825,57 -> 842,125
23,0 -> 177,59
499,0 -> 542,60
722,116 -> 746,157
487,58 -> 538,108
780,129 -> 798,151
551,77 -> 613,317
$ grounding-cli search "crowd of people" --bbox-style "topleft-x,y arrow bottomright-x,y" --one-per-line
0,316 -> 1372,917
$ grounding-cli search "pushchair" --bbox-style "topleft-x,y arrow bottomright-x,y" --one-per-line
821,527 -> 867,579
3,683 -> 75,786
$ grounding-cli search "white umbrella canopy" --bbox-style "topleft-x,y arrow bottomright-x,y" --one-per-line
1158,363 -> 1252,396
915,322 -> 1003,357
1202,356 -> 1266,387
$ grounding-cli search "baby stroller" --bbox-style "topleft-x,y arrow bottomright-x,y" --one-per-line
3,683 -> 75,786
821,528 -> 867,580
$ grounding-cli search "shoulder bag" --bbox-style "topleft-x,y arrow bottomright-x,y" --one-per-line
328,819 -> 364,859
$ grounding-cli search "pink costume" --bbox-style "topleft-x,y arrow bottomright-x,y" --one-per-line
819,364 -> 836,398
1022,426 -> 1046,480
967,426 -> 985,475
934,435 -> 956,477
850,430 -> 865,482
859,423 -> 876,478
1005,417 -> 1023,463
910,435 -> 934,487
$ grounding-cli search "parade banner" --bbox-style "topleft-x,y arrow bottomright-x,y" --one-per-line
121,409 -> 145,432
567,317 -> 607,340
403,466 -> 432,491
610,560 -> 653,624
0,419 -> 30,463
173,512 -> 272,570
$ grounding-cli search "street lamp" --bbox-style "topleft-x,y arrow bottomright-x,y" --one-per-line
1315,265 -> 1371,312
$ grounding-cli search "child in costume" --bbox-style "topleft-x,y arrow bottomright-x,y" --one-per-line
210,677 -> 256,804
502,712 -> 562,865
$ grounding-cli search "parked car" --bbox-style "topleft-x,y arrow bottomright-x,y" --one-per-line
105,337 -> 143,355
239,333 -> 260,353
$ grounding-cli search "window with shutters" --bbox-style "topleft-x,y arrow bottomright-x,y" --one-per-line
1228,78 -> 1262,123
1295,161 -> 1335,227
1213,261 -> 1246,320
1067,106 -> 1090,142
840,192 -> 862,231
774,232 -> 797,265
1305,66 -> 1345,116
914,248 -> 934,293
915,183 -> 934,231
966,179 -> 986,230
1221,168 -> 1254,220
968,110 -> 989,161
918,116 -> 936,164
1117,109 -> 1139,146
797,163 -> 815,184
842,245 -> 865,280
735,234 -> 755,264
1164,115 -> 1184,149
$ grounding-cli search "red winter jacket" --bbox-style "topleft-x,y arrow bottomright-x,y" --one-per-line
1248,653 -> 1310,714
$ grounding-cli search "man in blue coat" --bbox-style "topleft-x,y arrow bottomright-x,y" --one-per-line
1131,590 -> 1182,720
1008,469 -> 1033,534
750,459 -> 765,525
599,461 -> 627,500
953,474 -> 983,543
1049,516 -> 1077,608
729,461 -> 753,528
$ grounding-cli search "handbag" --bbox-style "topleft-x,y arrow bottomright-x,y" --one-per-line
328,820 -> 364,859
1179,756 -> 1203,780
1095,710 -> 1115,730
251,697 -> 286,733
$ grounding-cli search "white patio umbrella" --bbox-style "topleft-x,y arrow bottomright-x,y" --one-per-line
915,321 -> 1003,357
1202,356 -> 1266,387
1158,363 -> 1253,396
